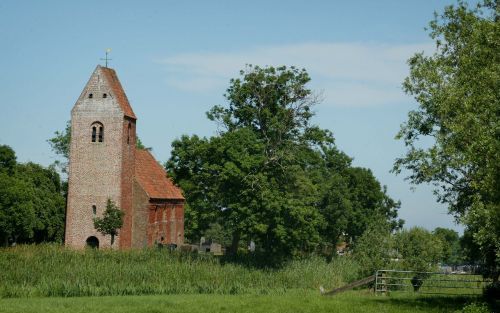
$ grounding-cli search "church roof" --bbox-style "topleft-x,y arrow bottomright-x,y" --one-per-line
135,149 -> 184,200
100,66 -> 137,120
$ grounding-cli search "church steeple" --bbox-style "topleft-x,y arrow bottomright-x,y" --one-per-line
65,65 -> 184,250
75,65 -> 136,120
65,65 -> 136,249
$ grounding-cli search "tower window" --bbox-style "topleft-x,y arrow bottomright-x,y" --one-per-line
91,122 -> 104,143
103,93 -> 107,98
127,123 -> 131,144
88,93 -> 93,99
98,126 -> 104,142
92,205 -> 97,215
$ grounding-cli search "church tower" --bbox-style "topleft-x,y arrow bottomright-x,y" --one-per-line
65,65 -> 136,249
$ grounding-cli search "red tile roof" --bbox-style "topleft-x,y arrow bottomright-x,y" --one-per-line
135,149 -> 184,200
101,67 -> 137,120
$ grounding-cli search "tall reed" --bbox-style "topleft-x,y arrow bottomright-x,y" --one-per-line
0,244 -> 359,298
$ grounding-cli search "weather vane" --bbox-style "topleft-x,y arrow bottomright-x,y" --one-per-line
100,48 -> 112,67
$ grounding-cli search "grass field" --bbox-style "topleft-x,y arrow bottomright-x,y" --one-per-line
0,244 -> 359,297
0,290 -> 481,313
0,245 -> 494,313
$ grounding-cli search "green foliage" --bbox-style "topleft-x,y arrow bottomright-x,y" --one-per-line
0,173 -> 36,245
93,199 -> 124,246
319,167 -> 403,244
454,302 -> 491,313
47,121 -> 71,173
483,281 -> 500,302
433,227 -> 463,265
0,145 -> 65,246
0,145 -> 17,174
460,229 -> 483,265
393,1 -> 499,280
352,218 -> 394,277
167,65 -> 402,262
203,223 -> 232,247
0,244 -> 359,298
135,136 -> 146,150
394,227 -> 444,272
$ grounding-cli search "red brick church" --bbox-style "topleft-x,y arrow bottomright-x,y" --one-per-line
65,65 -> 185,249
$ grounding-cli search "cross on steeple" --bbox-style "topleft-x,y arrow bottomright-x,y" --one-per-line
100,49 -> 112,68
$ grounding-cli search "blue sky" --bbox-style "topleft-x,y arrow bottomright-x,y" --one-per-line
0,0 -> 465,232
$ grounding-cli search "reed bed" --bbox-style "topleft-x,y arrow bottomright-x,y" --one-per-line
0,244 -> 359,298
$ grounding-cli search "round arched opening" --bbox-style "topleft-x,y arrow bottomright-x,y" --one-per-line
86,236 -> 99,249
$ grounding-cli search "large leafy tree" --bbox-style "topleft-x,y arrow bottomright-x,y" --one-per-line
0,145 -> 65,246
168,65 -> 402,260
433,227 -> 463,266
393,1 -> 499,280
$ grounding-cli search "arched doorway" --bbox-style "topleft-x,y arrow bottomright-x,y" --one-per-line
86,236 -> 99,249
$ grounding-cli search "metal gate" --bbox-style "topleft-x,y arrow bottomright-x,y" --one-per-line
375,269 -> 490,295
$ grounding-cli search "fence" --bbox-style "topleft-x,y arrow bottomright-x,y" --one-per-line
375,269 -> 491,296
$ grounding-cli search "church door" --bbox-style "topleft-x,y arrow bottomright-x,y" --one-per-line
86,236 -> 99,249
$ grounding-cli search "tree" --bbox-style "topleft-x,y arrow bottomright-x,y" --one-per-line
393,1 -> 499,280
394,227 -> 444,272
433,227 -> 462,265
353,218 -> 394,277
317,154 -> 403,246
16,163 -> 66,243
93,199 -> 124,246
168,66 -> 329,259
394,227 -> 444,292
203,222 -> 232,247
0,145 -> 65,246
48,121 -> 71,173
0,173 -> 37,246
168,65 -> 402,261
0,145 -> 17,174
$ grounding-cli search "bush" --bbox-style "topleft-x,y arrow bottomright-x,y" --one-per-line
454,302 -> 490,313
352,220 -> 393,278
394,227 -> 443,272
483,281 -> 500,302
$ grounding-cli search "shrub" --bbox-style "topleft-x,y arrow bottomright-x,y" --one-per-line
454,302 -> 490,313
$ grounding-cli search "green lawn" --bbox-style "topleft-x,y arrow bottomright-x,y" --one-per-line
0,290 -> 478,313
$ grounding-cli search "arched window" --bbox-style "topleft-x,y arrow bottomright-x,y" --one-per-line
102,93 -> 107,98
91,122 -> 104,143
127,123 -> 131,144
92,205 -> 96,215
88,93 -> 93,99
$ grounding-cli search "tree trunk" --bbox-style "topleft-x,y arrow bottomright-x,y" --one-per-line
229,231 -> 240,256
111,234 -> 115,246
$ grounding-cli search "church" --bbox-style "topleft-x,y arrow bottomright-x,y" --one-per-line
65,65 -> 185,249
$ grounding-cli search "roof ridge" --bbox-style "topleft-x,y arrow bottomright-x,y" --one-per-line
100,66 -> 137,120
134,148 -> 184,200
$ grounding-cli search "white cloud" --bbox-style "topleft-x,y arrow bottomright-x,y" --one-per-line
158,42 -> 433,107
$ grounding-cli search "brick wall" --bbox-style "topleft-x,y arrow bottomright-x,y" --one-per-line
132,180 -> 149,248
146,200 -> 185,246
119,117 -> 136,249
